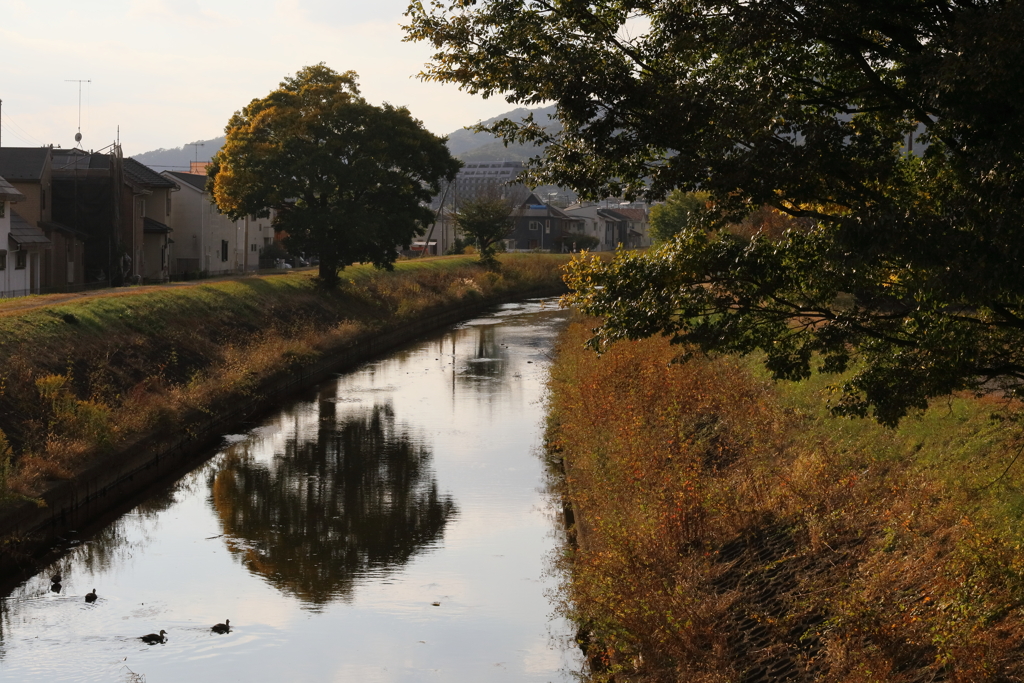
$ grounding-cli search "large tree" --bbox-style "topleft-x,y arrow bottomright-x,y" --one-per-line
406,1 -> 1024,425
209,64 -> 460,286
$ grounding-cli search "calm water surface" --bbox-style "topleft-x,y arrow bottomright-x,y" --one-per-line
0,299 -> 580,683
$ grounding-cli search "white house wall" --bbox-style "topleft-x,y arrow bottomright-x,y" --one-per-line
0,200 -> 33,297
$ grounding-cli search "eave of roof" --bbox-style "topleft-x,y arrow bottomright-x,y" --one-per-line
0,176 -> 26,202
143,217 -> 173,233
164,171 -> 207,192
39,220 -> 90,240
9,212 -> 52,248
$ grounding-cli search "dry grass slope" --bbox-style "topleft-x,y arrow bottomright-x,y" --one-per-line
0,254 -> 567,501
547,316 -> 1024,683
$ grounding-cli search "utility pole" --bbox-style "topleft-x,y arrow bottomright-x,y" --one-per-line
188,142 -> 204,171
65,79 -> 91,146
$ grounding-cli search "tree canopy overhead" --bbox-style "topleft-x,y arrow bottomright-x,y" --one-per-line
209,64 -> 461,285
406,1 -> 1024,425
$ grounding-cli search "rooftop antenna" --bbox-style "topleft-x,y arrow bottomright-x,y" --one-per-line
188,142 -> 205,163
65,79 -> 91,148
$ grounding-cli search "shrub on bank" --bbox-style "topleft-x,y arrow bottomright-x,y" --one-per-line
0,254 -> 566,500
547,317 -> 1024,682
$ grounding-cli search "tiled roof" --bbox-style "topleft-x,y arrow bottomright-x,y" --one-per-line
125,158 -> 178,189
0,148 -> 50,181
165,171 -> 207,192
143,217 -> 172,233
0,176 -> 26,202
611,208 -> 647,222
9,211 -> 52,247
52,150 -> 110,171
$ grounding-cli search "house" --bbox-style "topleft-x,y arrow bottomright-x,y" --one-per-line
162,171 -> 265,275
506,192 -> 584,252
124,158 -> 179,283
1,175 -> 51,298
0,147 -> 88,291
607,207 -> 651,249
51,148 -> 123,284
562,204 -> 652,251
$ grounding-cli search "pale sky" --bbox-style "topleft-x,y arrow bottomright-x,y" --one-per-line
0,0 -> 517,156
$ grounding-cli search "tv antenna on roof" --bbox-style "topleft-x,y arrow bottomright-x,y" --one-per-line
65,79 -> 91,147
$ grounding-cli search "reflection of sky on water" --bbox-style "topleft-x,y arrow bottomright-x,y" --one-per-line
0,299 -> 581,683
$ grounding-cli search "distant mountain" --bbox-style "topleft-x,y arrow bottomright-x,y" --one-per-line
131,136 -> 226,171
128,104 -> 559,171
445,104 -> 558,161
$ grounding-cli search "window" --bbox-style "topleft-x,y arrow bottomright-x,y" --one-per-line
15,250 -> 27,270
0,250 -> 6,270
250,243 -> 258,252
221,240 -> 229,262
545,219 -> 551,234
0,201 -> 5,218
529,220 -> 542,231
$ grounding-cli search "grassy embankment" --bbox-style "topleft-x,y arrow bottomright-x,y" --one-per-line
547,316 -> 1024,682
0,254 -> 567,503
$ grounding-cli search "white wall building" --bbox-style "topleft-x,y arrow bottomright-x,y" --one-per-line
0,175 -> 49,297
162,171 -> 267,275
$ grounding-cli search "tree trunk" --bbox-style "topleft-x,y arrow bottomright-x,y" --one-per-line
318,257 -> 341,288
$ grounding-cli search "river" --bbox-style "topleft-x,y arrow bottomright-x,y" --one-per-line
0,299 -> 579,683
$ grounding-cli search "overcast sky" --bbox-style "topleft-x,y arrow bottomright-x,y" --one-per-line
0,0 -> 516,156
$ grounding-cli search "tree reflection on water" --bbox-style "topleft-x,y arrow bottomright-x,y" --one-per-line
209,401 -> 456,606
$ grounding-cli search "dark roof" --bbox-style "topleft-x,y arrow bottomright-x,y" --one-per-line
125,158 -> 178,189
52,150 -> 110,172
0,176 -> 26,202
143,217 -> 172,233
0,148 -> 50,181
9,211 -> 52,247
165,171 -> 207,191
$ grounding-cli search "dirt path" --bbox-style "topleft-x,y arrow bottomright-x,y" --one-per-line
0,269 -> 310,317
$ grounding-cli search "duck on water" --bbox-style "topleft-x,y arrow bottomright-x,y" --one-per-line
212,619 -> 230,634
140,630 -> 167,645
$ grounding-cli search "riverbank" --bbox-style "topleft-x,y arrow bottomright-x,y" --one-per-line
0,254 -> 568,571
547,316 -> 1024,682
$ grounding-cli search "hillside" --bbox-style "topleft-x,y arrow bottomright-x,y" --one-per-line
129,105 -> 559,167
130,136 -> 226,170
446,104 -> 558,161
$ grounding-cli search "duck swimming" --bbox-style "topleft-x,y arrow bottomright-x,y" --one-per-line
211,619 -> 230,634
85,589 -> 97,603
140,630 -> 167,644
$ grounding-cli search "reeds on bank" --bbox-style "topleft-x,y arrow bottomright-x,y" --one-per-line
547,316 -> 1024,682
